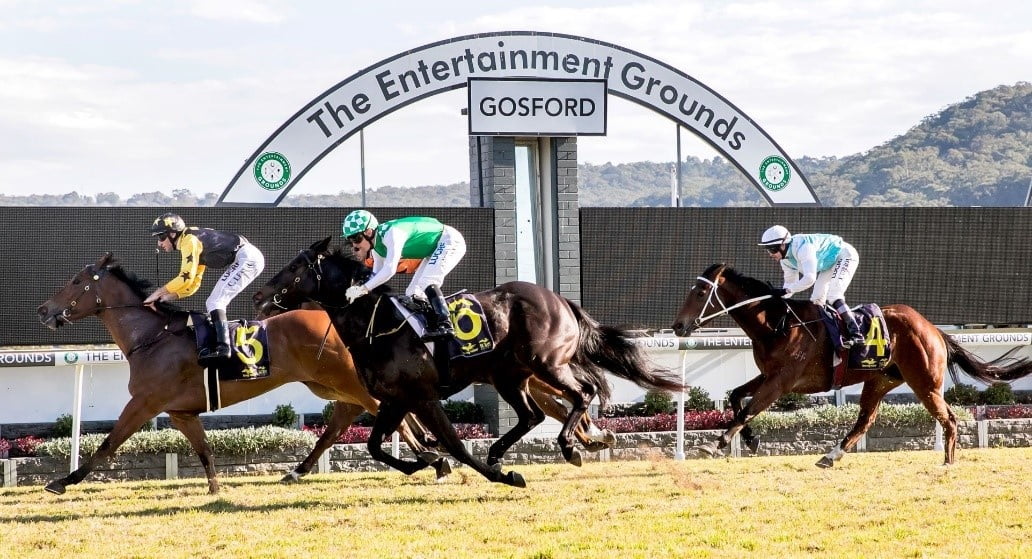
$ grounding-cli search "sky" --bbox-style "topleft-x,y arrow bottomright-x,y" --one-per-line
1,0 -> 1029,198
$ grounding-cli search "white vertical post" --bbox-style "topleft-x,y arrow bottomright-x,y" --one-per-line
70,364 -> 85,473
392,430 -> 400,458
675,350 -> 687,460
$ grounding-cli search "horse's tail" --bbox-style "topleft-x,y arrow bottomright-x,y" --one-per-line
567,300 -> 684,408
941,330 -> 1032,384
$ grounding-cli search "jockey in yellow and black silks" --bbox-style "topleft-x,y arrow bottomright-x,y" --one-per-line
144,212 -> 265,364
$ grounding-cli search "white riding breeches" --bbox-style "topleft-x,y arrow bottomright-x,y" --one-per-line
206,243 -> 265,312
406,225 -> 467,298
810,243 -> 859,307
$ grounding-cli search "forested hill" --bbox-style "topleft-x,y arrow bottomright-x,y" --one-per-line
4,83 -> 1029,208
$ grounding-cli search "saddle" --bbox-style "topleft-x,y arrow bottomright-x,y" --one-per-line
391,293 -> 496,394
819,304 -> 892,389
392,293 -> 495,359
189,312 -> 272,380
190,312 -> 273,412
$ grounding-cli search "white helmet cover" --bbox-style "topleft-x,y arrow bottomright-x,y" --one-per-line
758,225 -> 792,246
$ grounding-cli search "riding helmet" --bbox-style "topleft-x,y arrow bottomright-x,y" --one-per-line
758,225 -> 792,246
150,213 -> 187,236
341,210 -> 379,238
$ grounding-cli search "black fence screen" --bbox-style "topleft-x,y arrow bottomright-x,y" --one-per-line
581,207 -> 1032,330
3,208 -> 494,346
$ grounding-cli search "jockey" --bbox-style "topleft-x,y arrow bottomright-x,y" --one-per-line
758,225 -> 865,349
144,212 -> 266,363
341,210 -> 467,341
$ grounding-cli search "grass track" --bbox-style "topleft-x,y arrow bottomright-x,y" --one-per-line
1,448 -> 1029,558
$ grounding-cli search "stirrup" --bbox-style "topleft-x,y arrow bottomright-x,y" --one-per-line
421,327 -> 454,342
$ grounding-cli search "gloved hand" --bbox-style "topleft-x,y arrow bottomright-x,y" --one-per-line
771,288 -> 791,299
345,285 -> 369,303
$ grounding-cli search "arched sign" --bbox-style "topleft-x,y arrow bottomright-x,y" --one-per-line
219,31 -> 819,206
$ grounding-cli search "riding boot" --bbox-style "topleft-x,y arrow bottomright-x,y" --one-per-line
198,309 -> 232,364
421,285 -> 455,342
838,307 -> 865,349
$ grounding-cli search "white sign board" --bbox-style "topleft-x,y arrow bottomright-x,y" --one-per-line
219,31 -> 820,206
468,78 -> 606,136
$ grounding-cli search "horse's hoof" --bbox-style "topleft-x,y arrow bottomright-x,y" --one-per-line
505,471 -> 527,488
418,451 -> 440,464
44,481 -> 66,495
815,457 -> 834,469
690,443 -> 718,458
746,436 -> 761,453
434,459 -> 452,480
580,441 -> 608,452
567,449 -> 583,467
279,471 -> 302,484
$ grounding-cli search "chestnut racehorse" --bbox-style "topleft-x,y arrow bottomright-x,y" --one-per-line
671,263 -> 1032,467
254,238 -> 683,487
36,252 -> 449,494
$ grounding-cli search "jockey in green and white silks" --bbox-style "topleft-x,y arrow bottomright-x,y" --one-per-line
341,211 -> 467,341
758,225 -> 865,348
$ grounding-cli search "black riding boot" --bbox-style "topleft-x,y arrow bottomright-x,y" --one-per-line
198,309 -> 232,364
421,285 -> 455,342
837,304 -> 865,349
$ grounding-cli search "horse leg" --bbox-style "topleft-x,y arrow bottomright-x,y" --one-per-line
530,386 -> 613,451
44,397 -> 158,495
694,377 -> 786,458
396,415 -> 452,480
728,376 -> 764,453
166,412 -> 220,494
281,401 -> 363,484
365,402 -> 439,476
911,383 -> 958,466
817,377 -> 897,468
486,383 -> 545,466
411,399 -> 526,488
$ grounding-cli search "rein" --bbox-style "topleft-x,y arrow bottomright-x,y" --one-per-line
363,296 -> 408,342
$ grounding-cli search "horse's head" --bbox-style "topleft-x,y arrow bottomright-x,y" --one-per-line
672,263 -> 783,336
253,236 -> 370,319
37,252 -> 126,329
671,263 -> 729,336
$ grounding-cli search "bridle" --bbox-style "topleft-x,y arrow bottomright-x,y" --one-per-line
686,275 -> 772,329
58,266 -> 143,321
266,251 -> 405,344
56,264 -> 179,356
270,250 -> 326,310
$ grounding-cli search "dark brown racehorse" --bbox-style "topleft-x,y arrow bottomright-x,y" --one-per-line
671,263 -> 1032,467
35,252 -> 449,494
253,238 -> 683,487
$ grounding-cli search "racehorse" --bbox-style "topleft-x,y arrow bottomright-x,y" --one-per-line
35,252 -> 449,494
671,263 -> 1032,467
253,237 -> 683,487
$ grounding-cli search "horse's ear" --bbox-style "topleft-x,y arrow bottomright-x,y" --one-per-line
312,237 -> 332,253
96,252 -> 114,269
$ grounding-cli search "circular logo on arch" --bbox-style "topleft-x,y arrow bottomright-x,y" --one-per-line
253,152 -> 291,191
63,352 -> 79,364
759,156 -> 791,191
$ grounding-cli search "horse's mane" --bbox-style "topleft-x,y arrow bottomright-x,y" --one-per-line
713,264 -> 778,298
105,259 -> 183,314
323,248 -> 392,294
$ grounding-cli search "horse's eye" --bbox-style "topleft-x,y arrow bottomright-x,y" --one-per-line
72,278 -> 82,285
288,264 -> 298,273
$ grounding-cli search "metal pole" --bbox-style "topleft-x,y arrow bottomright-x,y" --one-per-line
675,351 -> 687,460
670,165 -> 677,208
675,125 -> 683,207
70,364 -> 84,472
360,128 -> 367,206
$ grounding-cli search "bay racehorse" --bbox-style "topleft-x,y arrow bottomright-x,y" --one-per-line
671,263 -> 1032,467
36,252 -> 449,494
253,237 -> 683,487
